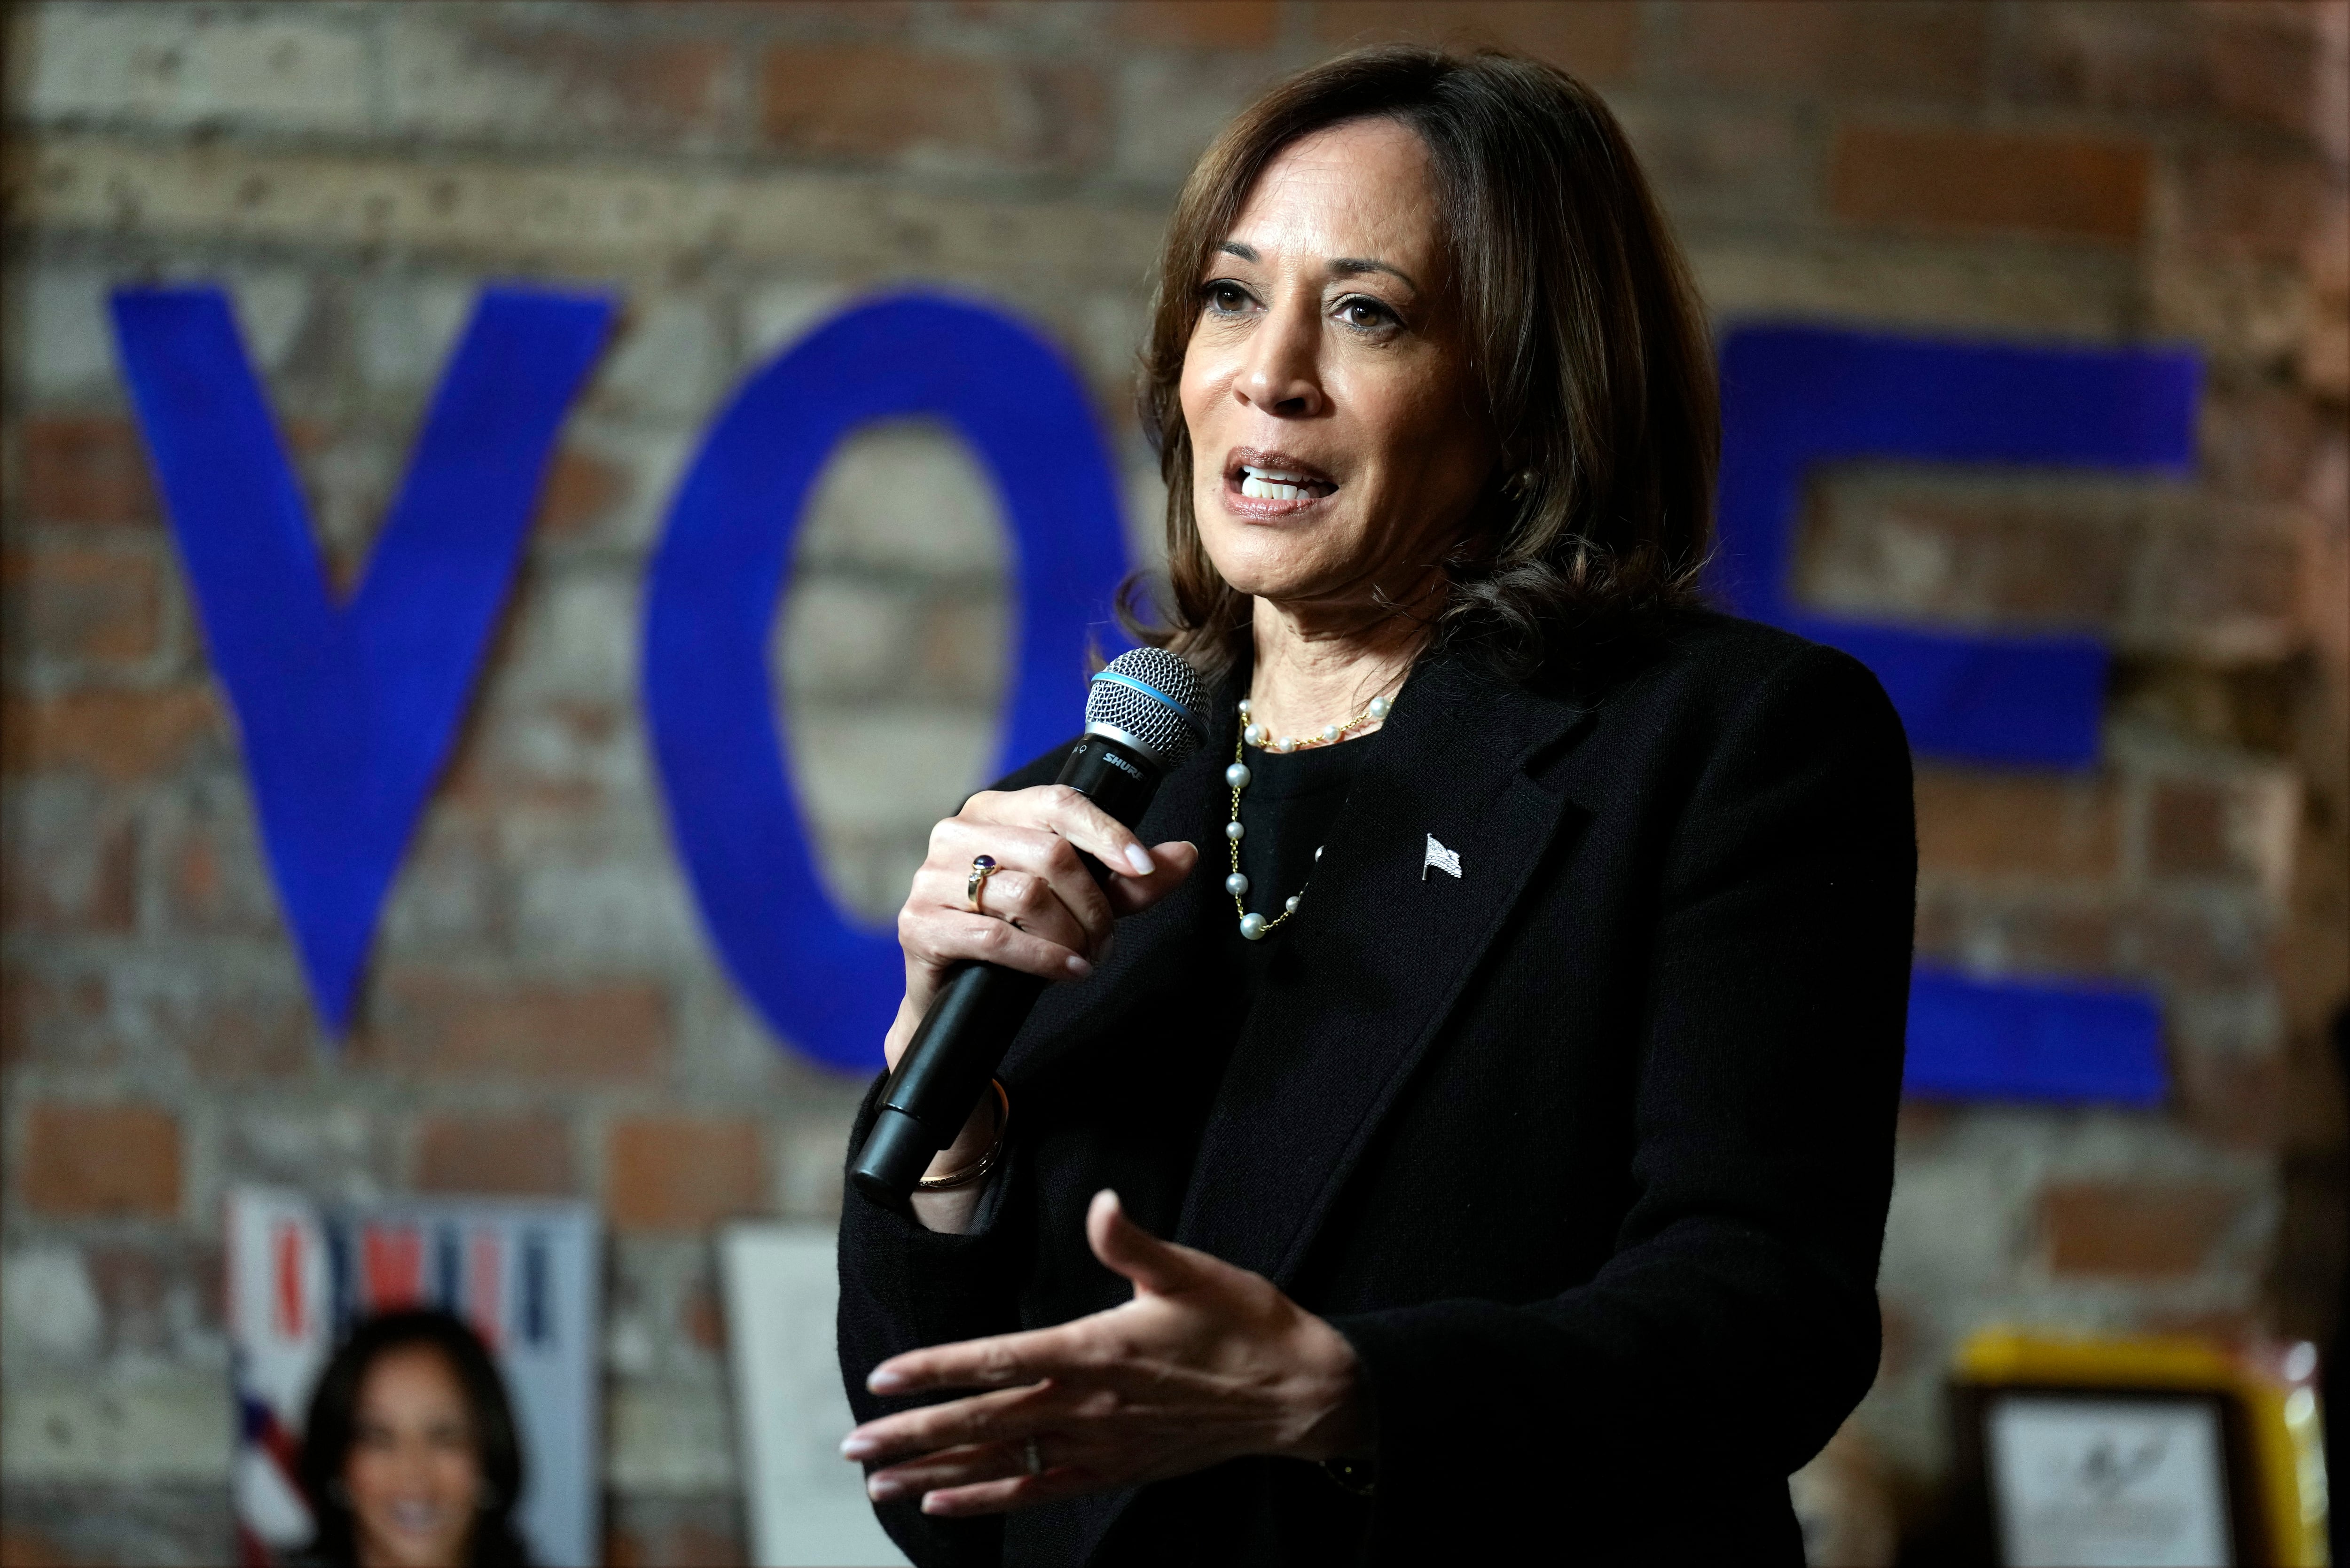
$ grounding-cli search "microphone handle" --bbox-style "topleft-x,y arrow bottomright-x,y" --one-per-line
850,732 -> 1165,1203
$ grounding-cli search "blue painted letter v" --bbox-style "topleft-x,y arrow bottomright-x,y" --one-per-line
110,285 -> 614,1032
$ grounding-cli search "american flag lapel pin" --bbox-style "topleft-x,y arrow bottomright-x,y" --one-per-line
1422,833 -> 1462,880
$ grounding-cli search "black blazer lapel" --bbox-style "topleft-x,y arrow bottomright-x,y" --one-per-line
1175,654 -> 1595,1288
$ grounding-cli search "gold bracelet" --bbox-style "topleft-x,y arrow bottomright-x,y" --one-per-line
913,1079 -> 1010,1192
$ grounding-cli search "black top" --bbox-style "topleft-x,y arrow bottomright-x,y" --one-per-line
838,612 -> 1916,1568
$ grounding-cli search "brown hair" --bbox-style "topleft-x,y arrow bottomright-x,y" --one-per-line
1129,45 -> 1718,683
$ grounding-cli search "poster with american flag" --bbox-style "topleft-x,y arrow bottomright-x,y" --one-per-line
226,1186 -> 600,1566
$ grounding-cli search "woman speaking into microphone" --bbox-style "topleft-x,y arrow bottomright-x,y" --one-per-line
838,45 -> 1914,1566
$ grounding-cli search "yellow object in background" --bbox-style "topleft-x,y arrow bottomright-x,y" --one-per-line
1956,1328 -> 2330,1568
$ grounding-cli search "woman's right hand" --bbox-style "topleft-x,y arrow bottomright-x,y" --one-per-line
885,785 -> 1196,1214
887,784 -> 1199,1075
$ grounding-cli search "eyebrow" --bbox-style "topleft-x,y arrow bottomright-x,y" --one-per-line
1213,242 -> 1419,294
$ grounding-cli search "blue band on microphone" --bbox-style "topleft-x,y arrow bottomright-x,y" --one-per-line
1089,669 -> 1204,737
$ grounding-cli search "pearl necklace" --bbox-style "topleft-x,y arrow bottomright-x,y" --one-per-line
1224,691 -> 1395,941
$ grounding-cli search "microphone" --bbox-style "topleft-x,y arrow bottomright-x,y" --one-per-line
850,647 -> 1209,1203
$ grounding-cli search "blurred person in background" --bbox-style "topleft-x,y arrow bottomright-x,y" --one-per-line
291,1309 -> 530,1568
839,43 -> 1913,1566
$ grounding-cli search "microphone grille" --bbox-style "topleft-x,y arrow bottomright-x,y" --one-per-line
1085,648 -> 1207,768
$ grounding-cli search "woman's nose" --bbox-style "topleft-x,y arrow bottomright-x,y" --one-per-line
1234,303 -> 1324,418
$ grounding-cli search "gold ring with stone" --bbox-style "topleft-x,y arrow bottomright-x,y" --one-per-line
966,855 -> 1000,912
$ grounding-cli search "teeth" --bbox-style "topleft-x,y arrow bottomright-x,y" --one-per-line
1241,475 -> 1308,500
1238,465 -> 1325,501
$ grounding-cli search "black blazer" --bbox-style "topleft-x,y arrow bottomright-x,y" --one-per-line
839,611 -> 1916,1567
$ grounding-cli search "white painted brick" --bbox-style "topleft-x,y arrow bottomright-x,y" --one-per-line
352,274 -> 476,391
0,1373 -> 232,1482
23,261 -> 120,396
774,578 -> 924,698
739,280 -> 853,368
21,3 -> 373,133
501,569 -> 640,702
512,855 -> 702,963
597,294 -> 726,421
786,703 -> 996,840
1,1247 -> 103,1363
19,134 -> 1169,281
1113,54 -> 1271,187
796,424 -> 1010,577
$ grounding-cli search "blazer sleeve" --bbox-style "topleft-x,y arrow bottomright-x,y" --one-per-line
1328,644 -> 1915,1539
835,739 -> 1078,1568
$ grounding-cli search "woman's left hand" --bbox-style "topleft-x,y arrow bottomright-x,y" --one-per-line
841,1190 -> 1374,1517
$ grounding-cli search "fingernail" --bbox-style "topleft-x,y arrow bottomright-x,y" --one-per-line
1124,844 -> 1155,875
868,1475 -> 908,1502
921,1493 -> 955,1516
867,1369 -> 908,1394
1066,954 -> 1093,977
840,1435 -> 878,1460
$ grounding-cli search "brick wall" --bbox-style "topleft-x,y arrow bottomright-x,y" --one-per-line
3,3 -> 2343,1562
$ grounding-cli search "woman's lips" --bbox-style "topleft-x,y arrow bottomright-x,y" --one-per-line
1220,451 -> 1338,518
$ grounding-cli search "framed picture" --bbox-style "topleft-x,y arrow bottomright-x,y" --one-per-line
1952,1383 -> 2260,1567
1945,1329 -> 2332,1568
227,1186 -> 601,1568
721,1223 -> 910,1568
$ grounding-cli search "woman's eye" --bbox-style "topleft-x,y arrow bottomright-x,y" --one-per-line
1338,298 -> 1397,331
1201,282 -> 1252,314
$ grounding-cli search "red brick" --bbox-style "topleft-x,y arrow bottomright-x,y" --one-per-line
17,416 -> 159,528
0,968 -> 116,1071
431,24 -> 731,141
2125,901 -> 2268,988
760,45 -> 1100,167
0,547 -> 164,665
1990,902 -> 2123,976
0,688 -> 223,783
2200,384 -> 2325,503
606,1115 -> 764,1232
160,814 -> 283,938
18,1103 -> 181,1218
1916,771 -> 2121,881
0,1528 -> 77,1567
2001,4 -> 2215,118
534,448 -> 628,537
180,996 -> 314,1079
1806,488 -> 2136,627
1116,1 -> 1278,49
1313,1 -> 1639,82
682,1274 -> 724,1352
416,1113 -> 574,1196
605,1519 -> 747,1568
2145,525 -> 2298,635
1827,124 -> 2151,243
365,972 -> 669,1082
2171,152 -> 2332,265
1680,0 -> 1985,100
1,809 -> 137,934
2171,1048 -> 2287,1149
2148,779 -> 2238,878
2041,1180 -> 2245,1278
2197,5 -> 2333,143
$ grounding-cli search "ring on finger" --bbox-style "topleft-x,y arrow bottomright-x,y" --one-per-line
966,855 -> 1001,913
1023,1436 -> 1044,1479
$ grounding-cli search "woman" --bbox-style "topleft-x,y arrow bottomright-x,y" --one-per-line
838,45 -> 1913,1567
293,1309 -> 529,1568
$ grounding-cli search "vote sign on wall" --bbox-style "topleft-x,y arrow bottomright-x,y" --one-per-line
110,284 -> 2196,1101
